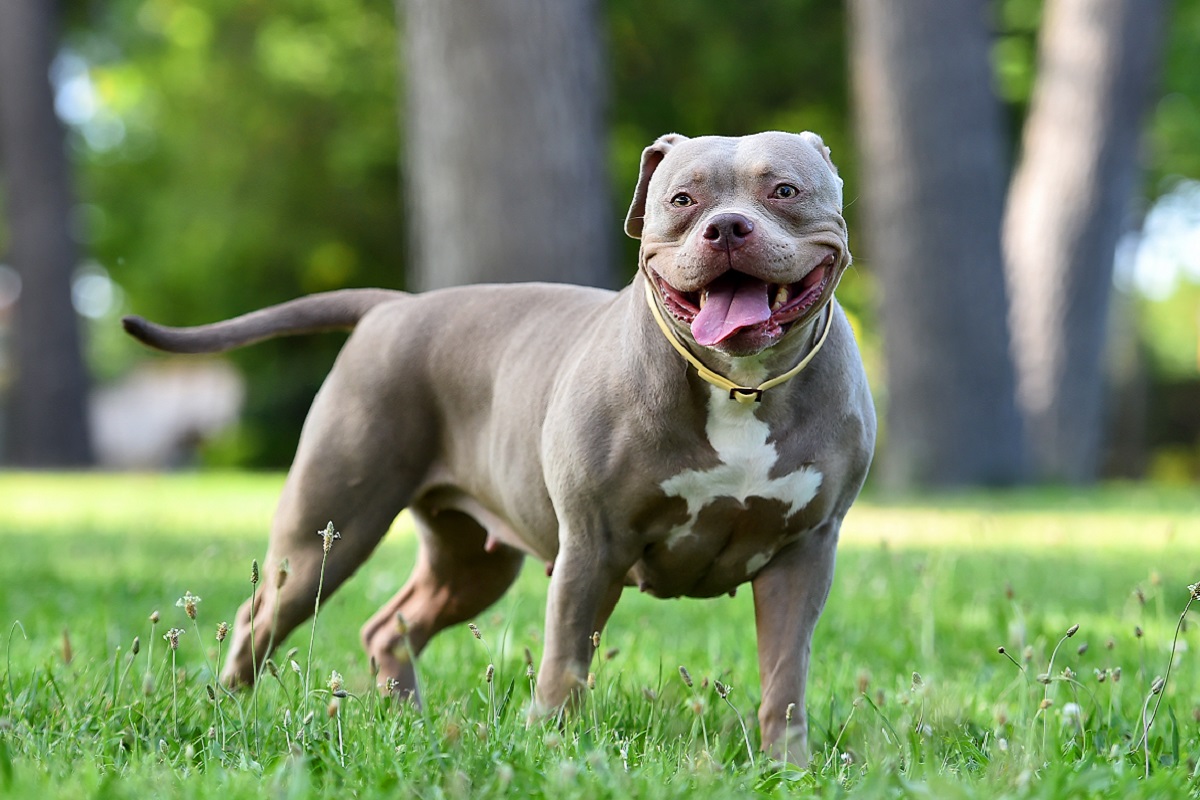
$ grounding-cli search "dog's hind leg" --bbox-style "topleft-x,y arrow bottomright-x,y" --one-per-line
220,341 -> 432,687
221,475 -> 408,687
359,506 -> 524,702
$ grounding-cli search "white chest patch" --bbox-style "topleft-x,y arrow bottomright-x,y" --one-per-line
659,387 -> 823,555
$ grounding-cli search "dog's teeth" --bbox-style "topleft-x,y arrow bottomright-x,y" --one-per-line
699,290 -> 708,310
771,285 -> 790,312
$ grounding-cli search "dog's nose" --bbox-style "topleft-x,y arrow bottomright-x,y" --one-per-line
702,213 -> 755,250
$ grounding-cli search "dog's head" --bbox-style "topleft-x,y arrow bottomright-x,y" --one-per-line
626,131 -> 850,358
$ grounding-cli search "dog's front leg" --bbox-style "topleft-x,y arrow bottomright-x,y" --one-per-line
751,520 -> 840,767
532,534 -> 625,713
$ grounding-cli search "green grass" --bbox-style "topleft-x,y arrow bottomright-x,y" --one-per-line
1,473 -> 1199,798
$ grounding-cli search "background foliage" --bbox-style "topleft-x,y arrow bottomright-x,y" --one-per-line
8,0 -> 1195,466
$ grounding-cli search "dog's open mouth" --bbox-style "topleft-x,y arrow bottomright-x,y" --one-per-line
652,263 -> 832,347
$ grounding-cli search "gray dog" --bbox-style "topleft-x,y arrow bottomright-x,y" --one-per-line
124,131 -> 875,765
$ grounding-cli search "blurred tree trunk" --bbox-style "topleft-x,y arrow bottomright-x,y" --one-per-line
401,0 -> 613,291
1004,0 -> 1166,483
0,0 -> 93,466
848,0 -> 1026,488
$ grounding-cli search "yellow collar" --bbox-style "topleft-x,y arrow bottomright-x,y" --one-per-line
642,278 -> 834,404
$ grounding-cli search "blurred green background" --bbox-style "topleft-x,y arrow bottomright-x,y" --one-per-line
0,0 -> 1197,476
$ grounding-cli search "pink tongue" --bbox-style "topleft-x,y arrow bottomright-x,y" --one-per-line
691,274 -> 772,346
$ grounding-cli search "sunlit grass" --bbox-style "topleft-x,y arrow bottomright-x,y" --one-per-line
0,473 -> 1198,797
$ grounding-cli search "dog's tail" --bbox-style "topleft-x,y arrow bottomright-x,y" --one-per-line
122,288 -> 406,354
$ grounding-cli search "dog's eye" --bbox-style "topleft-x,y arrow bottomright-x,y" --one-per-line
773,184 -> 800,199
670,193 -> 695,207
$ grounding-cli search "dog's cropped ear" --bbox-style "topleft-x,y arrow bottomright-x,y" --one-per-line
624,133 -> 688,239
799,131 -> 838,177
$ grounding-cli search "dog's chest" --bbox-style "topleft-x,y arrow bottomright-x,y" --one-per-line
637,389 -> 823,597
660,396 -> 822,521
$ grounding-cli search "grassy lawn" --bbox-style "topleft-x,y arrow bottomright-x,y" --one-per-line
1,473 -> 1198,798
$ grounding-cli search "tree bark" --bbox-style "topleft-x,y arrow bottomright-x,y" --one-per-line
1003,0 -> 1165,483
0,0 -> 93,466
848,0 -> 1026,488
402,0 -> 613,291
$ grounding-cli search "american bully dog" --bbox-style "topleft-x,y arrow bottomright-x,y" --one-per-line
124,131 -> 875,765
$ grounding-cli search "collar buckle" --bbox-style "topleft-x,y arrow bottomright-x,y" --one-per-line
729,387 -> 763,403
